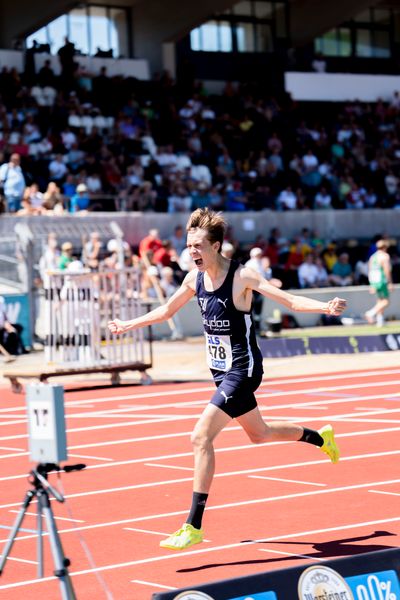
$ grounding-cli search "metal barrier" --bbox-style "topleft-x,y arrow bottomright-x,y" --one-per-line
3,267 -> 152,392
44,267 -> 149,368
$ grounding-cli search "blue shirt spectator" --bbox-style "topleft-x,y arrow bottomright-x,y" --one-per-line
70,183 -> 90,213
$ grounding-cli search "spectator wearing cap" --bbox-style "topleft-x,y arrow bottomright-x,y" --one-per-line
70,183 -> 90,213
58,242 -> 74,270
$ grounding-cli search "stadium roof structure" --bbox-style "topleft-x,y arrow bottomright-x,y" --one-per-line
0,0 -> 394,63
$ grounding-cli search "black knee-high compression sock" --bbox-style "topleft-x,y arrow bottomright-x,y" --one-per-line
298,427 -> 323,447
186,492 -> 208,529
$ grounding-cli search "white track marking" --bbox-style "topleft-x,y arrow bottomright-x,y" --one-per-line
1,391 -> 399,445
131,580 -> 176,590
2,422 -> 399,460
68,453 -> 114,462
0,443 -> 399,489
249,476 -> 326,487
2,556 -> 38,565
1,475 -> 399,542
1,370 -> 399,416
124,527 -> 211,542
124,527 -> 173,536
1,516 -> 400,590
259,548 -> 325,562
369,490 -> 400,497
145,463 -> 193,471
8,510 -> 84,523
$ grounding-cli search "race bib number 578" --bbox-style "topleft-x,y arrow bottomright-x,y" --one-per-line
206,334 -> 232,371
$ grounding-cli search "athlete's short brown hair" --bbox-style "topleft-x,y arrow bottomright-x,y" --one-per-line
186,208 -> 227,252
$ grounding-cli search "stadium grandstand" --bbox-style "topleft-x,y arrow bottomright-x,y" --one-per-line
0,1 -> 400,599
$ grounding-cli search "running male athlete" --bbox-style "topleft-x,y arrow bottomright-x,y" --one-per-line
365,239 -> 392,327
108,209 -> 347,551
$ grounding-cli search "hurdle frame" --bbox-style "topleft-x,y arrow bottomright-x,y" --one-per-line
4,267 -> 153,393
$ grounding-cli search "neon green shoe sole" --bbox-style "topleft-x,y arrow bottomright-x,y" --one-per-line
319,424 -> 340,464
160,523 -> 204,551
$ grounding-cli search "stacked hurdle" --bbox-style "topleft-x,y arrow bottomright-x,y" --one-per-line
44,267 -> 149,371
3,267 -> 152,392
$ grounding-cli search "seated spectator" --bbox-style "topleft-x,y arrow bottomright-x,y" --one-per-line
276,186 -> 297,210
168,185 -> 192,213
82,231 -> 102,270
26,183 -> 44,211
139,228 -> 162,259
314,257 -> 330,287
192,182 -> 213,210
169,225 -> 186,255
0,296 -> 26,355
0,152 -> 25,212
322,243 -> 338,272
48,154 -> 69,183
39,233 -> 60,281
58,242 -> 74,270
346,183 -> 366,209
298,254 -> 319,288
43,181 -> 65,212
314,186 -> 332,209
329,252 -> 353,286
70,183 -> 90,213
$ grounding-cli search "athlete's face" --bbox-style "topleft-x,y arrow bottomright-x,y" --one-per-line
186,228 -> 220,271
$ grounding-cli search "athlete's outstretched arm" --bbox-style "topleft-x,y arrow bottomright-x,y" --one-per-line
108,271 -> 196,334
241,267 -> 347,315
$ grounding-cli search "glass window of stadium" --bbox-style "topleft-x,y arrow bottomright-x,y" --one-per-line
190,0 -> 287,53
26,4 -> 130,58
315,6 -> 394,59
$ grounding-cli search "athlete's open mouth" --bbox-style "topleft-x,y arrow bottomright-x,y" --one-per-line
194,259 -> 203,267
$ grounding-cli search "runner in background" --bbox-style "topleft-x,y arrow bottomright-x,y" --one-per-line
365,239 -> 393,327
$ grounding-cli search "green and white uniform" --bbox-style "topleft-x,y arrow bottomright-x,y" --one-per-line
369,252 -> 389,299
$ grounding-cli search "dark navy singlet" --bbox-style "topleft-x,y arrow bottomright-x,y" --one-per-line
196,259 -> 263,380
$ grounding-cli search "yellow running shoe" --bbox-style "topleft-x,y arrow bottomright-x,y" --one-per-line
319,424 -> 340,464
160,523 -> 204,550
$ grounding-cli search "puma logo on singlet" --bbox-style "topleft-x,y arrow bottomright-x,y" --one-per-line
217,298 -> 228,308
220,390 -> 232,403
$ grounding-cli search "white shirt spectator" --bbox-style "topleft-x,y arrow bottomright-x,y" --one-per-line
48,156 -> 68,181
314,190 -> 332,209
298,259 -> 319,288
168,192 -> 192,213
61,129 -> 77,150
190,164 -> 212,186
302,152 -> 319,171
86,174 -> 102,193
277,188 -> 297,210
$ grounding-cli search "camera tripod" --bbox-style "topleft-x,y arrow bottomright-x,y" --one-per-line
0,462 -> 85,600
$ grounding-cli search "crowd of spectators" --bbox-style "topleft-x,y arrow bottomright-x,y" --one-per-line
38,224 -> 400,302
0,45 -> 400,214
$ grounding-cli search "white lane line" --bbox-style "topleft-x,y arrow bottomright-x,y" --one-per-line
124,527 -> 172,536
68,453 -> 114,462
131,580 -> 176,590
1,390 -> 399,444
145,463 -> 193,471
1,368 -> 399,415
0,442 -> 399,489
0,446 -> 24,451
9,510 -> 84,523
3,556 -> 38,565
1,422 -> 398,461
369,490 -> 400,497
249,476 -> 326,487
1,475 -> 399,542
259,548 -> 324,562
1,515 -> 399,590
124,527 -> 211,542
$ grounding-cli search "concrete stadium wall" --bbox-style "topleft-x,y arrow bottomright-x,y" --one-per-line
2,210 -> 400,248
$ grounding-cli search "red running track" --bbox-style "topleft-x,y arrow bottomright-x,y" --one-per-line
0,366 -> 399,599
